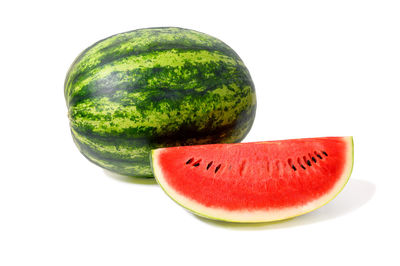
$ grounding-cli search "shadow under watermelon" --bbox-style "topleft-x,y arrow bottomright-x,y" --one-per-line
103,170 -> 158,185
192,179 -> 376,230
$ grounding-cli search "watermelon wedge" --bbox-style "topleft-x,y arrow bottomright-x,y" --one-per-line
151,137 -> 354,223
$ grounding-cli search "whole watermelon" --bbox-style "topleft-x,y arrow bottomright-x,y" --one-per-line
65,27 -> 257,177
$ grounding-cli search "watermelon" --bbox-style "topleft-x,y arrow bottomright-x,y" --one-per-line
64,27 -> 256,177
151,137 -> 354,223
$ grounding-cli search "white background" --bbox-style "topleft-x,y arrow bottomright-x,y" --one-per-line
1,0 -> 399,265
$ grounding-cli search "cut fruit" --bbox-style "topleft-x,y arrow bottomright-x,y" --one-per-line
151,137 -> 354,223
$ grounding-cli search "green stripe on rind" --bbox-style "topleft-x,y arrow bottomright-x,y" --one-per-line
71,101 -> 255,143
66,49 -> 250,106
71,128 -> 153,177
71,127 -> 150,161
69,83 -> 255,138
64,27 -> 244,99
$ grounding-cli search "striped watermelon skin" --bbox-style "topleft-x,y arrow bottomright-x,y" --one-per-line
65,27 -> 256,177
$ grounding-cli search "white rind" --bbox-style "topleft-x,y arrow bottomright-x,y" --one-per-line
152,136 -> 354,223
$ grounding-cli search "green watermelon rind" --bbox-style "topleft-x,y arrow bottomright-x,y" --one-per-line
151,136 -> 354,223
65,27 -> 257,177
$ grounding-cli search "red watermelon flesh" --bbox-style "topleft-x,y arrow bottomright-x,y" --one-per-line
151,137 -> 354,223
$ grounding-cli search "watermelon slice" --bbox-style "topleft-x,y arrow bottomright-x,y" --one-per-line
151,137 -> 354,223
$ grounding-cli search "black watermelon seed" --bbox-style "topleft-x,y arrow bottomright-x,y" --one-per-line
193,159 -> 201,167
315,151 -> 323,159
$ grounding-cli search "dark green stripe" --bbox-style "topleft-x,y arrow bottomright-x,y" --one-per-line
68,45 -> 240,93
69,84 -> 255,138
65,27 -> 241,95
72,133 -> 153,177
66,49 -> 249,106
68,60 -> 250,107
71,102 -> 255,143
